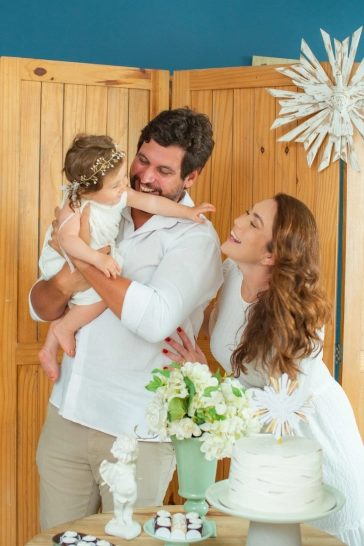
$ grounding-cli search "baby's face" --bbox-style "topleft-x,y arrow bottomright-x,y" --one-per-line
87,162 -> 128,205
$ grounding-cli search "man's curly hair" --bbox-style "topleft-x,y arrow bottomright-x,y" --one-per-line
137,107 -> 214,180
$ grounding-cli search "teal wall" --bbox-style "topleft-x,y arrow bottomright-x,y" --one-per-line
1,0 -> 364,71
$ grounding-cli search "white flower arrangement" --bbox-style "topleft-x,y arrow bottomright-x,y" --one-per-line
145,362 -> 261,460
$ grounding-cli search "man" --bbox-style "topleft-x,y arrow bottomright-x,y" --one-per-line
30,107 -> 223,530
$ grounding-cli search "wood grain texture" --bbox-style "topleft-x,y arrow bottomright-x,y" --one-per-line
17,365 -> 40,546
211,90 -> 233,245
128,89 -> 150,165
86,86 -> 108,134
274,86 -> 298,196
38,82 -> 64,342
19,57 -> 151,88
150,69 -> 170,118
189,64 -> 298,90
25,506 -> 345,546
107,88 -> 129,166
232,89 -> 254,221
18,81 -> 41,343
171,70 -> 190,109
0,58 -> 169,546
253,87 -> 276,204
190,90 -> 213,219
0,55 -> 20,546
342,126 -> 364,433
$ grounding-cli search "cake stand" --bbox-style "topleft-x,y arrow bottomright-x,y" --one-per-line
206,479 -> 345,546
143,517 -> 215,546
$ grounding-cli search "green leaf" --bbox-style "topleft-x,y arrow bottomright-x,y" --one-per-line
208,407 -> 217,418
168,397 -> 188,421
213,368 -> 222,383
215,414 -> 226,421
203,385 -> 219,397
169,362 -> 181,369
232,386 -> 242,397
184,376 -> 196,409
145,376 -> 164,392
157,369 -> 171,378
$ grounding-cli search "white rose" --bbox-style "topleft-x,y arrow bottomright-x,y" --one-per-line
145,395 -> 168,436
170,418 -> 202,440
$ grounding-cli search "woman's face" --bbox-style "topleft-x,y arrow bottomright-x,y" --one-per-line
221,198 -> 277,267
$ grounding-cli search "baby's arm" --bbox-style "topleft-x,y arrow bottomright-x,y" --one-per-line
126,187 -> 215,224
58,201 -> 121,278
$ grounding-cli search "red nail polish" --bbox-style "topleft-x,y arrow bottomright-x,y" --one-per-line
177,327 -> 182,332
163,366 -> 168,369
162,349 -> 168,354
165,337 -> 171,342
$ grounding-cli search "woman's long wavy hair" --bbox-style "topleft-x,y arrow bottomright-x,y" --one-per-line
231,193 -> 332,379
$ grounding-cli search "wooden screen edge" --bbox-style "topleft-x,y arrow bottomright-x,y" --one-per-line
342,127 -> 364,421
0,56 -> 20,546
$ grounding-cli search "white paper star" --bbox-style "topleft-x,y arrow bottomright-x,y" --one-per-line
253,374 -> 315,441
266,27 -> 364,172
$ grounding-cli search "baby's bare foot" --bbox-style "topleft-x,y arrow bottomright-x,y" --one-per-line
38,347 -> 59,382
53,322 -> 76,357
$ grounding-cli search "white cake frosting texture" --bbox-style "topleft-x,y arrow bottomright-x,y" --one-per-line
228,434 -> 323,514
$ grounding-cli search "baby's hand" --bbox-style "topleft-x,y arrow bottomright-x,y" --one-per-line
94,253 -> 121,279
186,202 -> 216,224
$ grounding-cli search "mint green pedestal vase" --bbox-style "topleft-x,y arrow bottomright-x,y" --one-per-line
171,436 -> 218,518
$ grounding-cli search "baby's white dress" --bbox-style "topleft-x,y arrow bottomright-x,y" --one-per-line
39,191 -> 127,306
209,258 -> 364,546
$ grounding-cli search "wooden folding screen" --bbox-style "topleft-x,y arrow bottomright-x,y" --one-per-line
0,56 -> 169,546
169,63 -> 341,495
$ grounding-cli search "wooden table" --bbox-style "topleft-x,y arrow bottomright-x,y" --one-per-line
25,505 -> 345,545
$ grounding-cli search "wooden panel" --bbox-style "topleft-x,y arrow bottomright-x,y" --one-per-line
17,365 -> 40,546
253,88 -> 276,204
0,55 -> 20,546
232,89 -> 254,219
171,70 -> 190,109
342,126 -> 364,436
316,159 -> 340,373
107,88 -> 129,164
274,86 -> 298,196
63,84 -> 87,155
38,82 -> 64,342
211,90 -> 233,245
19,57 -> 151,88
86,86 -> 108,134
18,81 -> 41,343
188,64 -> 298,91
190,91 -> 213,219
150,70 -> 170,118
0,57 -> 170,546
128,89 -> 150,164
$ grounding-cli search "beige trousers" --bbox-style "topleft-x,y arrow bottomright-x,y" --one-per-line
36,403 -> 176,531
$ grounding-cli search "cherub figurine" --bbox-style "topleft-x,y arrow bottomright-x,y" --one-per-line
100,433 -> 141,540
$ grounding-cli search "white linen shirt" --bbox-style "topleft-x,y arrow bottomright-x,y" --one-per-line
30,193 -> 223,439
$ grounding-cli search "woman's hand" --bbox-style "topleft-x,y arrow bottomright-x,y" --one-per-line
163,327 -> 208,365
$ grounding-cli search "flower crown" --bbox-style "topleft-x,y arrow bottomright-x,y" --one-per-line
79,145 -> 125,187
63,144 -> 125,205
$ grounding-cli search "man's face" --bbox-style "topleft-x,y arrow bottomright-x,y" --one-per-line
130,139 -> 194,202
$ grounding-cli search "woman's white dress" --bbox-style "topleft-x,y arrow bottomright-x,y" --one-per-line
38,192 -> 127,306
209,258 -> 364,546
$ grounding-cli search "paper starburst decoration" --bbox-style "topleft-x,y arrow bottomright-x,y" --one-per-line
253,373 -> 314,441
267,27 -> 364,172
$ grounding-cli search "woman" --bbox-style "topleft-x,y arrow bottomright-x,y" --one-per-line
164,194 -> 364,546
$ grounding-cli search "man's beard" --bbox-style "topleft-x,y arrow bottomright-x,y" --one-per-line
130,174 -> 186,202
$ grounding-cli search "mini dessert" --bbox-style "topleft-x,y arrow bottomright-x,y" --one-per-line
53,532 -> 114,546
153,511 -> 204,540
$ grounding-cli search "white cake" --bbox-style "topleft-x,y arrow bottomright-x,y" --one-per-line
227,434 -> 323,514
